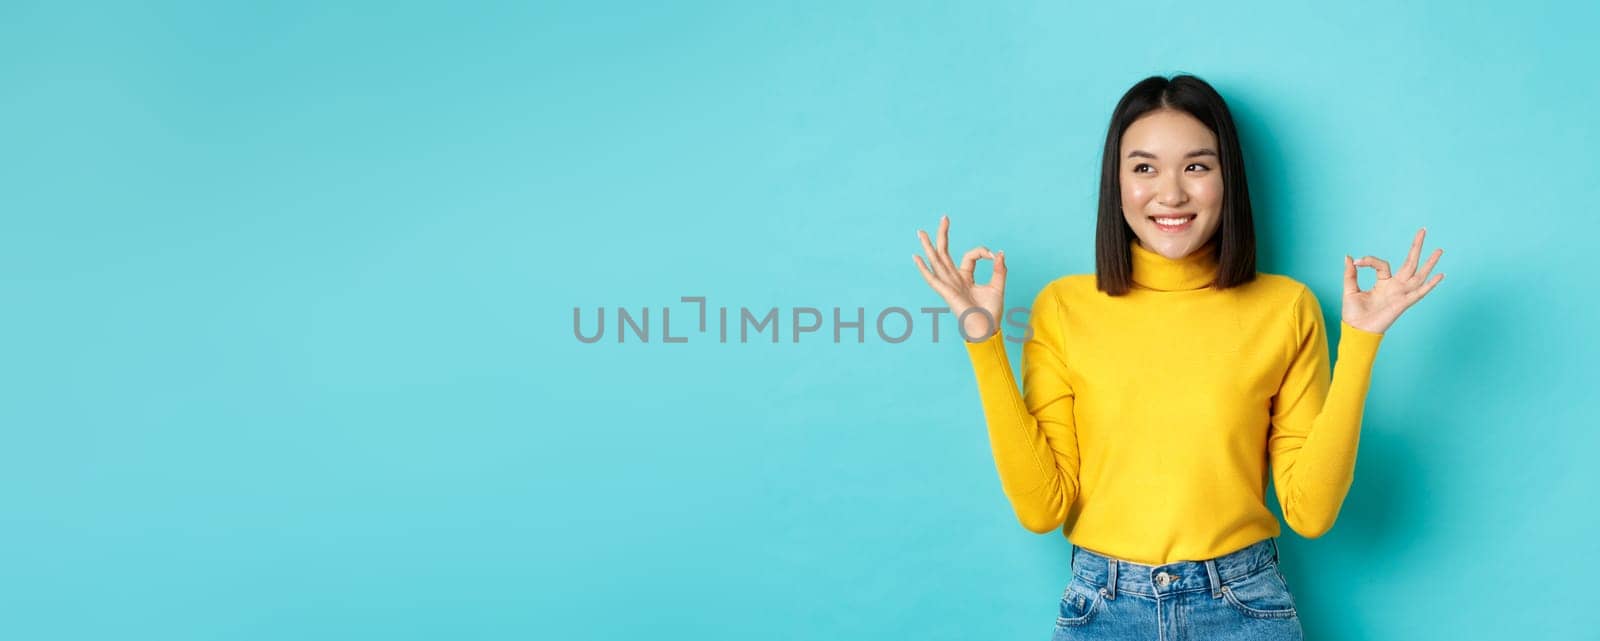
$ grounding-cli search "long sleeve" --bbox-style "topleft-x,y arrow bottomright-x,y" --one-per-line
962,284 -> 1082,534
1267,286 -> 1385,539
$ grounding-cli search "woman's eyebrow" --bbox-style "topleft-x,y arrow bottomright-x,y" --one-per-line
1127,148 -> 1219,159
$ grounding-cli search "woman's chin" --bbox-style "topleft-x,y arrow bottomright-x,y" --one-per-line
1135,234 -> 1193,259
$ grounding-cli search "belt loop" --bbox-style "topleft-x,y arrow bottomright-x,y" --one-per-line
1205,558 -> 1222,599
1105,556 -> 1118,600
1270,537 -> 1280,563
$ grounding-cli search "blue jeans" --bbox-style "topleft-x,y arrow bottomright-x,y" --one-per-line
1054,537 -> 1304,640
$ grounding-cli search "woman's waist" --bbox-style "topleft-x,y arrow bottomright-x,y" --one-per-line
1069,535 -> 1281,595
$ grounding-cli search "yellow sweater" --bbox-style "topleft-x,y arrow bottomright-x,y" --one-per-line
964,237 -> 1384,565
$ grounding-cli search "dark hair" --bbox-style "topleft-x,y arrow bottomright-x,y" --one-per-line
1094,74 -> 1256,295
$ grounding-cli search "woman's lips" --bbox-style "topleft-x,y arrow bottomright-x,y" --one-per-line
1149,214 -> 1196,233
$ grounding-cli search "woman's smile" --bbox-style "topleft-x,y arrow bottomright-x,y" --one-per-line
1150,213 -> 1197,232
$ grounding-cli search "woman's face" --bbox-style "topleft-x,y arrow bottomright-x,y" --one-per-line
1119,108 -> 1224,259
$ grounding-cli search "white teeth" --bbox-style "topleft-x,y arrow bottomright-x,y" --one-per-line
1153,216 -> 1194,227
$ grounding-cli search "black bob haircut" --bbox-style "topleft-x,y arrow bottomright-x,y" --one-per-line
1094,74 -> 1257,296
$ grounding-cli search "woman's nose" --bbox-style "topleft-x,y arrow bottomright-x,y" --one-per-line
1157,185 -> 1187,207
1155,172 -> 1189,206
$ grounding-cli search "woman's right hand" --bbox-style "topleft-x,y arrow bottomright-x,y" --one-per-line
913,214 -> 1007,342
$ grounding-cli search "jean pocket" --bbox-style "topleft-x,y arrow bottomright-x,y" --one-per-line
1056,575 -> 1105,627
1219,565 -> 1299,620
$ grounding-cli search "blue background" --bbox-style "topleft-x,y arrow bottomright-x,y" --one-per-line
3,1 -> 1594,639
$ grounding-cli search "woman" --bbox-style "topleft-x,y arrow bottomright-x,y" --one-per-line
911,74 -> 1444,639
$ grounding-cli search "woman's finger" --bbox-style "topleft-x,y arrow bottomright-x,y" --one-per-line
1412,248 -> 1443,284
1407,272 -> 1445,303
1355,256 -> 1392,280
913,254 -> 934,284
958,245 -> 992,281
992,250 -> 1007,291
937,215 -> 950,256
1398,228 -> 1425,279
913,255 -> 955,299
937,215 -> 959,274
1343,254 -> 1360,294
918,229 -> 951,282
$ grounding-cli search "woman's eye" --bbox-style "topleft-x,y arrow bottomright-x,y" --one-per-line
1133,164 -> 1153,173
1186,163 -> 1210,172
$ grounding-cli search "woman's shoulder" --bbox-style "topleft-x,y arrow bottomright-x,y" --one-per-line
1240,271 -> 1322,312
1036,273 -> 1098,301
1247,271 -> 1311,295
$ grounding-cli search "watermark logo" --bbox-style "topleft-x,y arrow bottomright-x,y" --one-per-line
573,296 -> 1034,344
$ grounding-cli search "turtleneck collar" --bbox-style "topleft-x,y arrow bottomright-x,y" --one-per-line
1130,237 -> 1220,291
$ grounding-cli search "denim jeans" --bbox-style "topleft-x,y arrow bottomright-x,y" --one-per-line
1053,537 -> 1303,640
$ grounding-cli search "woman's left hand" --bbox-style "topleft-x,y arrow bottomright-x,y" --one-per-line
1342,228 -> 1446,334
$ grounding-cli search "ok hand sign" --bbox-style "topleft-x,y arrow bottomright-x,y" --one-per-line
913,215 -> 1006,342
1343,228 -> 1446,334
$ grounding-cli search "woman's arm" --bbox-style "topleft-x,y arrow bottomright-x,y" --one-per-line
964,283 -> 1082,534
912,215 -> 1082,534
1270,228 -> 1445,537
1267,286 -> 1384,538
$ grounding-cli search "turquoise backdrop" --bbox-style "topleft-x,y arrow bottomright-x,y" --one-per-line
3,1 -> 1594,639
